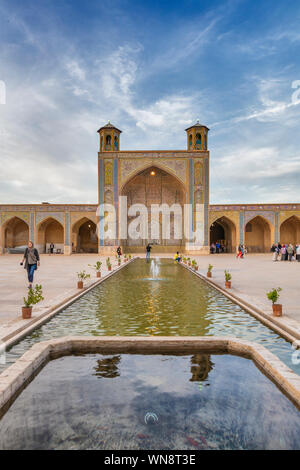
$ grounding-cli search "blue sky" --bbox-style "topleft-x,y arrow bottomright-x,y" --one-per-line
0,0 -> 300,204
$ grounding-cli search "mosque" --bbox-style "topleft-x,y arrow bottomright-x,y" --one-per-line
0,121 -> 299,255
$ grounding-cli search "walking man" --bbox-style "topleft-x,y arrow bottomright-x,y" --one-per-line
21,241 -> 40,289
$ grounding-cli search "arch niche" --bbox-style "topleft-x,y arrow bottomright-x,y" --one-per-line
279,216 -> 300,245
3,217 -> 29,250
245,216 -> 271,253
37,217 -> 64,253
121,166 -> 187,252
210,216 -> 237,253
72,217 -> 98,253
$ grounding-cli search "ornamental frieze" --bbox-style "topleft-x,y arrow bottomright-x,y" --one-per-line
0,211 -> 30,226
244,211 -> 275,227
36,212 -> 65,226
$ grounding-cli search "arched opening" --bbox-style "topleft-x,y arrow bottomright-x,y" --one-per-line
3,217 -> 29,251
114,136 -> 118,150
279,216 -> 300,245
121,166 -> 186,253
72,218 -> 98,253
195,133 -> 201,150
210,216 -> 237,253
189,134 -> 193,150
37,218 -> 64,253
245,216 -> 271,253
105,135 -> 111,150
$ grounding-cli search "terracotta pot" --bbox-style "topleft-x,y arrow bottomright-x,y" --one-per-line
207,271 -> 212,278
272,304 -> 282,317
188,263 -> 191,267
22,306 -> 32,319
77,281 -> 83,289
225,281 -> 231,288
96,271 -> 101,278
108,266 -> 112,271
194,266 -> 198,271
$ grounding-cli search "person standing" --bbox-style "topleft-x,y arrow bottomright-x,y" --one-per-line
280,244 -> 286,261
146,243 -> 152,261
296,244 -> 300,262
272,244 -> 279,261
287,244 -> 294,262
21,241 -> 40,289
117,246 -> 122,258
49,242 -> 54,255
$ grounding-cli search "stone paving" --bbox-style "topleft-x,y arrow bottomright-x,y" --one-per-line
0,252 -> 299,342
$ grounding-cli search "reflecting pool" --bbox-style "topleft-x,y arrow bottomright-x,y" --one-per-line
0,354 -> 299,450
1,259 -> 299,374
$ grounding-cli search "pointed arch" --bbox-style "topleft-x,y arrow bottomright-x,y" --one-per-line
210,216 -> 237,253
121,166 -> 186,250
2,216 -> 29,250
120,162 -> 187,194
245,215 -> 271,253
36,217 -> 64,253
279,215 -> 300,245
71,217 -> 98,253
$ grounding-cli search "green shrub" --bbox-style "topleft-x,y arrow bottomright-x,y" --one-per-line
267,287 -> 282,305
224,270 -> 231,282
23,285 -> 44,308
89,261 -> 102,272
77,270 -> 91,281
208,264 -> 213,272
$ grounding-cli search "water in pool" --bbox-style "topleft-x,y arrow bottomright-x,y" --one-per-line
0,353 -> 299,450
1,258 -> 299,374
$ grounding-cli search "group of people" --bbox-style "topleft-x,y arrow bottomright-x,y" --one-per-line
271,243 -> 300,262
210,242 -> 226,254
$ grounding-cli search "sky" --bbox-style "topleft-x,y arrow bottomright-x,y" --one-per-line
0,0 -> 300,204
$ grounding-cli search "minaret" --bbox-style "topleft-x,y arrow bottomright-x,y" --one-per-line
185,119 -> 209,151
97,121 -> 122,152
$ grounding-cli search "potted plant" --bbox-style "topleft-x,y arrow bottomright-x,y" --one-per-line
207,264 -> 213,278
22,285 -> 44,319
192,259 -> 198,271
128,254 -> 132,260
187,257 -> 191,267
77,270 -> 91,289
89,261 -> 102,278
183,257 -> 187,264
267,287 -> 282,316
118,257 -> 121,266
124,254 -> 128,262
106,257 -> 112,271
224,270 -> 231,288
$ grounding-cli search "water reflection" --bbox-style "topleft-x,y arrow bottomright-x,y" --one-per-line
0,354 -> 299,450
93,355 -> 121,379
189,354 -> 212,382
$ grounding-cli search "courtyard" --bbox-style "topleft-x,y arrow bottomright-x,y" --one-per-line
0,252 -> 300,343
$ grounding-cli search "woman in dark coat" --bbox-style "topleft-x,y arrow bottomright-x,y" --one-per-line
21,241 -> 40,288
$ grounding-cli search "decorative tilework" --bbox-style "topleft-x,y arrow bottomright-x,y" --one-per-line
114,158 -> 119,243
188,159 -> 193,241
239,212 -> 244,244
64,213 -> 70,246
30,213 -> 35,241
204,158 -> 209,246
